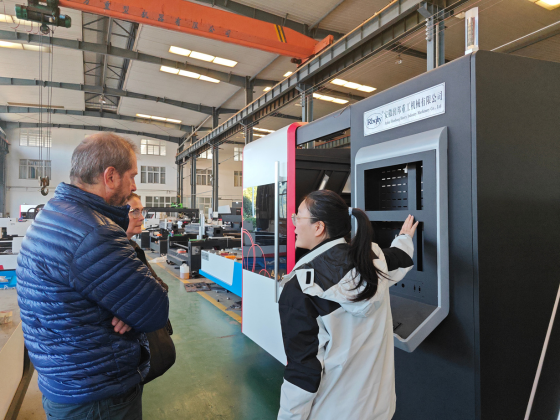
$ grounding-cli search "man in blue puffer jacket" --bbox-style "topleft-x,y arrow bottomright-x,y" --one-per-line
16,132 -> 169,419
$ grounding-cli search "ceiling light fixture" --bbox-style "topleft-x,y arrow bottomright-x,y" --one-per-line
0,13 -> 33,26
178,70 -> 200,79
330,78 -> 376,93
136,114 -> 182,124
8,102 -> 64,109
0,40 -> 50,52
0,41 -> 22,49
312,93 -> 349,104
160,66 -> 180,74
189,51 -> 214,62
160,66 -> 221,84
199,75 -> 220,83
169,46 -> 192,56
283,71 -> 293,77
253,128 -> 275,133
529,0 -> 560,10
263,87 -> 272,92
212,57 -> 237,67
169,46 -> 238,67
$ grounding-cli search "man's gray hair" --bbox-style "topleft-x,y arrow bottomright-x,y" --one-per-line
70,132 -> 138,185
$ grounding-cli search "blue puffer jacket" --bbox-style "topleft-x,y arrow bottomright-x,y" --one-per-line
17,183 -> 169,404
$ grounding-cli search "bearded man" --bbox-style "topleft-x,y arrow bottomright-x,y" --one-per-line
17,132 -> 169,419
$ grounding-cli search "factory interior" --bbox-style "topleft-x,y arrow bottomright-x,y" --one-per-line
0,0 -> 559,419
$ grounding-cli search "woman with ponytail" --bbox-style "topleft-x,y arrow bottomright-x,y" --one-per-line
278,190 -> 418,420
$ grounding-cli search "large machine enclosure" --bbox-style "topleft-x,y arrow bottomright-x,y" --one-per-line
350,51 -> 560,419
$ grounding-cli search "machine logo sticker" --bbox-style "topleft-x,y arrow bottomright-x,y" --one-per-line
366,113 -> 383,129
364,83 -> 445,136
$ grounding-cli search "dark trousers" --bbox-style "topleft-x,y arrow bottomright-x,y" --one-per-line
42,384 -> 143,420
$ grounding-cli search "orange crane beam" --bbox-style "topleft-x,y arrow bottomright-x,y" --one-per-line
59,0 -> 328,59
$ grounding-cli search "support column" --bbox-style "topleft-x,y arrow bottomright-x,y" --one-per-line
299,84 -> 314,147
211,107 -> 219,214
422,3 -> 445,71
244,76 -> 254,144
190,155 -> 197,209
176,162 -> 181,205
179,163 -> 184,205
306,93 -> 314,123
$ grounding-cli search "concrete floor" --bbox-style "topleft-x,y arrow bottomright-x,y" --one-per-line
17,260 -> 284,420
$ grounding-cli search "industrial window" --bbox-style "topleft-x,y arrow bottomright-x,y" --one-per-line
196,169 -> 212,185
140,139 -> 166,156
196,197 -> 212,213
234,147 -> 243,161
200,149 -> 213,159
19,129 -> 51,147
140,166 -> 166,184
19,159 -> 51,179
145,196 -> 172,207
234,170 -> 242,187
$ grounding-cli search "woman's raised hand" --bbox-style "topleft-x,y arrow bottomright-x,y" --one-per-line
399,215 -> 419,238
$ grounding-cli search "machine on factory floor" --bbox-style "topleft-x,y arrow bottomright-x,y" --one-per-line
167,237 -> 241,278
242,124 -> 351,362
0,218 -> 32,270
241,51 -> 560,419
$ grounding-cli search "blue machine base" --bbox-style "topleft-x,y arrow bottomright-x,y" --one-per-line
200,261 -> 242,297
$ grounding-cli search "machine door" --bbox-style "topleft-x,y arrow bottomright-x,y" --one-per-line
355,126 -> 449,352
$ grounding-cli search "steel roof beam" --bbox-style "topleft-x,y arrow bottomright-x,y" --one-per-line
176,0 -> 426,162
0,30 -> 277,88
0,77 -> 239,116
1,122 -> 184,144
0,105 -> 214,133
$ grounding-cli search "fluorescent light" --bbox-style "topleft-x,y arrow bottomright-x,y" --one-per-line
179,70 -> 200,79
0,14 -> 14,23
533,0 -> 560,9
23,44 -> 50,52
160,66 -> 179,74
212,57 -> 237,67
137,114 -> 181,124
331,79 -> 347,86
253,134 -> 266,137
190,51 -> 215,62
253,128 -> 275,133
312,92 -> 350,105
263,87 -> 272,92
0,41 -> 23,50
169,46 -> 192,56
357,85 -> 376,93
343,82 -> 361,89
169,45 -> 237,67
330,78 -> 376,93
283,71 -> 293,77
199,75 -> 220,83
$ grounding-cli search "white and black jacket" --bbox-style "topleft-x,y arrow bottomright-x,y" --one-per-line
278,235 -> 414,420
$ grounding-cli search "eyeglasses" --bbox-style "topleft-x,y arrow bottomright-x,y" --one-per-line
291,213 -> 317,225
129,208 -> 144,219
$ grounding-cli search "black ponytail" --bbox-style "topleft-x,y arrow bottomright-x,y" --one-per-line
303,190 -> 385,302
348,207 -> 385,302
